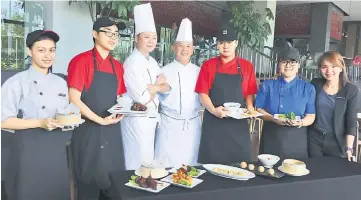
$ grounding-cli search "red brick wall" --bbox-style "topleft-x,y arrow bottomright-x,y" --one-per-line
330,9 -> 343,41
275,4 -> 312,36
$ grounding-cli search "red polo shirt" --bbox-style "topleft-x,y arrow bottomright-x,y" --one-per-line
67,47 -> 126,96
195,57 -> 258,98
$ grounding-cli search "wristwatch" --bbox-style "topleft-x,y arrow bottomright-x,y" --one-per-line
346,147 -> 353,154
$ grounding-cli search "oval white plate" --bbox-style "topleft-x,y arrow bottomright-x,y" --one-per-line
278,166 -> 310,176
203,164 -> 255,180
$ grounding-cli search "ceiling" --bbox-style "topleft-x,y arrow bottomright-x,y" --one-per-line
276,0 -> 361,21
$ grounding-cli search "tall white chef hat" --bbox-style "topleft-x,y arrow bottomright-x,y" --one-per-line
176,18 -> 193,43
134,3 -> 156,36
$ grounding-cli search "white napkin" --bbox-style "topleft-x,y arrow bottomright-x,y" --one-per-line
57,103 -> 80,115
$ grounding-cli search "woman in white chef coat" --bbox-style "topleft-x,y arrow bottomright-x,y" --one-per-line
1,30 -> 70,200
121,3 -> 170,170
155,18 -> 202,167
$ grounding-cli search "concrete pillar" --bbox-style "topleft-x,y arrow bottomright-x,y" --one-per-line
253,0 -> 277,49
27,1 -> 94,74
309,3 -> 332,55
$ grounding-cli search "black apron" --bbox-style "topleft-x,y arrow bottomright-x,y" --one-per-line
5,128 -> 71,200
260,121 -> 308,159
71,50 -> 125,192
198,57 -> 251,164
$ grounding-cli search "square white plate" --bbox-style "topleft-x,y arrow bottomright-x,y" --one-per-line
160,175 -> 203,189
124,181 -> 170,193
108,104 -> 149,114
168,168 -> 206,178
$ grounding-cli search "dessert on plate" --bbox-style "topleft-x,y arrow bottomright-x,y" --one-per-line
279,159 -> 309,175
56,103 -> 82,125
139,160 -> 168,179
131,103 -> 147,111
56,111 -> 82,125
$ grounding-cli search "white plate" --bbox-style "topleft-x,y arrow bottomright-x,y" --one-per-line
203,164 -> 256,180
160,175 -> 203,188
226,108 -> 263,119
168,168 -> 206,178
134,170 -> 169,179
108,104 -> 149,115
213,172 -> 251,181
125,181 -> 170,193
61,119 -> 85,131
277,166 -> 310,176
357,113 -> 361,119
274,114 -> 301,120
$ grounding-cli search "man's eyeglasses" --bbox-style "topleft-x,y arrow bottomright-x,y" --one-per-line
279,60 -> 298,66
98,30 -> 121,39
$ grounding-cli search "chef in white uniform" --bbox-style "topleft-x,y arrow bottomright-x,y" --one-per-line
155,18 -> 202,167
121,3 -> 171,170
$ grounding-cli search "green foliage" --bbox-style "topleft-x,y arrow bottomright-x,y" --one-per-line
1,2 -> 26,70
69,0 -> 140,22
227,1 -> 274,49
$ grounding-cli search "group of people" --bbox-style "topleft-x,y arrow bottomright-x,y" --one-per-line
1,2 -> 360,200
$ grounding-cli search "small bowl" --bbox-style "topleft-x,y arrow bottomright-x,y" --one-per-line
223,102 -> 241,112
116,95 -> 133,106
258,154 -> 280,168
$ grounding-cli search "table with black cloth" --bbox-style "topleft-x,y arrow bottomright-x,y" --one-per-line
109,157 -> 361,200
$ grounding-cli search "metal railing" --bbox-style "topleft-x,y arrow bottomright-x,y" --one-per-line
238,46 -> 278,81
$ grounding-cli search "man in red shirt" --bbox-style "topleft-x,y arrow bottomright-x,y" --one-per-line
67,17 -> 126,200
196,16 -> 258,165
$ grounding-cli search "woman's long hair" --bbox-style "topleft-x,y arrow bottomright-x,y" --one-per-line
317,51 -> 350,88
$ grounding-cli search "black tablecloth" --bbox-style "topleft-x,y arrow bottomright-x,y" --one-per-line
110,157 -> 361,200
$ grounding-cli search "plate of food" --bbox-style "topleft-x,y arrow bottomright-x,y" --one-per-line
168,165 -> 206,178
236,161 -> 285,179
226,108 -> 263,119
108,103 -> 149,115
274,112 -> 301,121
203,164 -> 255,180
160,168 -> 203,189
125,175 -> 170,193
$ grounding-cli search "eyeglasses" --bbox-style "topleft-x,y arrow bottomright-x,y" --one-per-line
98,30 -> 121,39
279,60 -> 298,66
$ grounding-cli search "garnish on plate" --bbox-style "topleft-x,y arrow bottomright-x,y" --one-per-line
172,168 -> 193,186
179,164 -> 200,177
277,112 -> 296,120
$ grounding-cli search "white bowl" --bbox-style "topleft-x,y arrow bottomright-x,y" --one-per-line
258,154 -> 280,168
223,102 -> 241,112
116,95 -> 133,106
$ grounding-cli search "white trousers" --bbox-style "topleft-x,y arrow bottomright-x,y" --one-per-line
154,114 -> 202,168
121,117 -> 158,170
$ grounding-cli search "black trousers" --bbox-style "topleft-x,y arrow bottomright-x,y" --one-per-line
308,128 -> 345,158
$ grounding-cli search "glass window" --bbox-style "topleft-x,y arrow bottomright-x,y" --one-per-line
1,0 -> 25,70
1,0 -> 44,71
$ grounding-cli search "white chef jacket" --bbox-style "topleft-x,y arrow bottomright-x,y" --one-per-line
155,60 -> 202,167
121,48 -> 162,170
